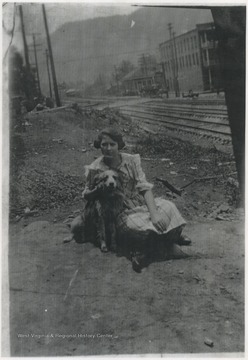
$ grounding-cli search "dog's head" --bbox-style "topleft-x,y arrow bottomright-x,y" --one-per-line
94,170 -> 122,191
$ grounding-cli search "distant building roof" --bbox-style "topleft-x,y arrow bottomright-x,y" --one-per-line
122,67 -> 159,82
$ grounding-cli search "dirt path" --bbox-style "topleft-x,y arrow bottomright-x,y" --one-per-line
8,104 -> 244,355
9,218 -> 244,355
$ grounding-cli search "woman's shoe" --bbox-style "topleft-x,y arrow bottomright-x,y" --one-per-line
177,235 -> 192,246
131,256 -> 142,273
169,244 -> 190,259
131,253 -> 147,273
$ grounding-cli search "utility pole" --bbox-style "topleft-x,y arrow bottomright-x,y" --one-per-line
114,65 -> 119,93
168,23 -> 177,97
42,4 -> 61,106
142,54 -> 148,76
19,5 -> 30,72
161,62 -> 169,98
45,49 -> 53,98
32,34 -> 41,95
173,31 -> 180,97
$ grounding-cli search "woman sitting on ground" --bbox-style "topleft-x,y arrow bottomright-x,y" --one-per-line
71,127 -> 191,272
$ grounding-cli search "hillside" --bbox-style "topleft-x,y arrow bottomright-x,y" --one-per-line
38,6 -> 212,92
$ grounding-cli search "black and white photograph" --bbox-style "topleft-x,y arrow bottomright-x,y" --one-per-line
3,1 -> 245,356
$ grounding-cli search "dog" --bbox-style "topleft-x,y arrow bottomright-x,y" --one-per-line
85,169 -> 124,252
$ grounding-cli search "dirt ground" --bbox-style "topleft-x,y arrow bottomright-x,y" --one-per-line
7,104 -> 244,356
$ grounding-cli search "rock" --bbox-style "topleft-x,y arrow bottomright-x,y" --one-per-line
52,138 -> 63,144
191,203 -> 199,210
24,207 -> 31,214
216,215 -> 226,221
63,236 -> 73,243
227,177 -> 239,188
219,204 -> 230,213
204,338 -> 214,347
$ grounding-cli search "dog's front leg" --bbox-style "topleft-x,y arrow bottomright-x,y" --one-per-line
95,201 -> 108,253
108,222 -> 117,252
96,216 -> 108,253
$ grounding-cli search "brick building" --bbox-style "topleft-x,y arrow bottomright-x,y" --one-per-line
159,22 -> 221,94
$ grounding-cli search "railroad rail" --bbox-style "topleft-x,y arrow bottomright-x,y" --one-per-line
63,96 -> 231,144
116,100 -> 231,144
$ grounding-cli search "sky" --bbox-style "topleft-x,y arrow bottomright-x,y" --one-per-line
3,3 -> 137,54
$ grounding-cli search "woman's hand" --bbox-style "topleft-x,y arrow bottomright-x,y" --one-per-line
143,190 -> 167,232
151,211 -> 167,232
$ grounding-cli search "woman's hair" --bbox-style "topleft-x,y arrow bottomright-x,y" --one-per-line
94,127 -> 125,150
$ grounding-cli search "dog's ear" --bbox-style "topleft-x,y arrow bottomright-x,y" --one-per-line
93,172 -> 105,187
93,173 -> 101,187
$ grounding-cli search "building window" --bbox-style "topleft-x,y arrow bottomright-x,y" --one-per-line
182,56 -> 184,67
196,52 -> 199,65
192,53 -> 195,65
188,54 -> 191,67
185,55 -> 188,67
194,35 -> 197,48
191,37 -> 193,49
203,50 -> 207,61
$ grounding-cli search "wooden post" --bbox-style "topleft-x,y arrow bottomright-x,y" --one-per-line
45,49 -> 52,98
19,5 -> 30,71
32,34 -> 41,95
42,4 -> 61,106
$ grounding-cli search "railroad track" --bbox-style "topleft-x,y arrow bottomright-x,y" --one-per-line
117,100 -> 231,144
63,96 -> 231,144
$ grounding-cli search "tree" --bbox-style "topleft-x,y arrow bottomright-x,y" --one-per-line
138,54 -> 157,75
112,60 -> 134,84
9,46 -> 38,100
117,60 -> 135,79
